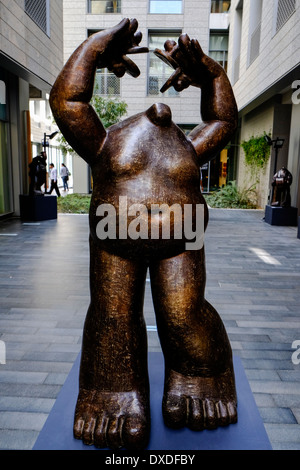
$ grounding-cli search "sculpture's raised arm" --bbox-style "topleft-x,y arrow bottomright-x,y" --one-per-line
155,34 -> 238,166
50,18 -> 148,165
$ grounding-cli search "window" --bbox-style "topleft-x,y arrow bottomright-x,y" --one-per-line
94,70 -> 120,95
149,1 -> 182,14
0,81 -> 6,121
211,1 -> 231,13
88,30 -> 121,95
88,0 -> 121,14
209,33 -> 228,72
248,0 -> 262,66
25,0 -> 50,35
148,31 -> 181,96
276,0 -> 296,32
232,1 -> 243,84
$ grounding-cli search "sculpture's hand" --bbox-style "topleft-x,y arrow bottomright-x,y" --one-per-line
155,34 -> 223,93
95,18 -> 148,78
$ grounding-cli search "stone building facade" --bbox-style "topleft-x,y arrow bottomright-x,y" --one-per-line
227,0 -> 300,209
0,0 -> 64,216
62,0 -> 231,193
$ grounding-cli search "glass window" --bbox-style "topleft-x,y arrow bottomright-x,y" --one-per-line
211,1 -> 231,13
149,1 -> 182,14
0,81 -> 6,121
88,0 -> 121,14
94,70 -> 120,96
209,33 -> 228,72
87,30 -> 120,95
148,31 -> 181,96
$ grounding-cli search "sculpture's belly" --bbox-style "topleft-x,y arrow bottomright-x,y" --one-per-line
90,163 -> 207,258
89,126 -> 207,257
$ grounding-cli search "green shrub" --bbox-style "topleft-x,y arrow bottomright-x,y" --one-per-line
241,134 -> 271,175
204,181 -> 257,209
57,193 -> 91,214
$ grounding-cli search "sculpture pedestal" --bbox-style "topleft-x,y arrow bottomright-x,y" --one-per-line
33,353 -> 272,451
265,205 -> 298,226
19,195 -> 57,221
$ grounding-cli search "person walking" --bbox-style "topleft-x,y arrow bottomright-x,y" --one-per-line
60,163 -> 69,191
47,163 -> 61,197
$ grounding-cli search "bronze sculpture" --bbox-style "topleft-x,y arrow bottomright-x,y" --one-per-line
50,19 -> 238,450
28,151 -> 47,196
271,167 -> 293,207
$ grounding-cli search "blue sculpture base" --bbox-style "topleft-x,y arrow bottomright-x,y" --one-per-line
265,205 -> 298,226
19,195 -> 57,221
33,353 -> 272,451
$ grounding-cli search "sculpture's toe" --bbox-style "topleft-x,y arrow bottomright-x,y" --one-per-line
162,394 -> 186,429
123,415 -> 150,450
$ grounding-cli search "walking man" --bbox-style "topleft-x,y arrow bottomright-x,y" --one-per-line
48,163 -> 61,197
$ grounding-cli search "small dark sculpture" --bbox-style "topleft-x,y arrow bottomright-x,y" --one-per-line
271,167 -> 293,207
50,19 -> 238,450
28,151 -> 47,196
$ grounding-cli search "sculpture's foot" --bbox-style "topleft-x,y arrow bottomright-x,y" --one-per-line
163,367 -> 237,431
74,388 -> 150,450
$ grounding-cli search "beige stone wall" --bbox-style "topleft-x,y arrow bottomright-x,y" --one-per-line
62,0 -> 210,123
0,0 -> 63,87
229,0 -> 300,113
238,103 -> 274,209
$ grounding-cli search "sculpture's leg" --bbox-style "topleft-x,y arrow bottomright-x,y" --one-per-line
150,248 -> 237,431
74,239 -> 150,449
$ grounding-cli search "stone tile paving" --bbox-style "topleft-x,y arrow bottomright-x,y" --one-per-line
0,209 -> 299,450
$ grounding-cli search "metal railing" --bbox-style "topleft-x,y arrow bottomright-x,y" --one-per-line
25,0 -> 49,35
148,75 -> 179,96
276,0 -> 296,32
94,72 -> 120,96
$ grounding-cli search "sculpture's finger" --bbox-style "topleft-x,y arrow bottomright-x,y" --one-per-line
121,55 -> 140,78
154,48 -> 178,69
111,63 -> 126,78
178,34 -> 197,65
127,46 -> 149,54
174,74 -> 191,92
133,30 -> 142,45
164,39 -> 177,52
160,67 -> 182,93
191,39 -> 205,60
112,18 -> 131,39
178,33 -> 191,50
128,18 -> 138,35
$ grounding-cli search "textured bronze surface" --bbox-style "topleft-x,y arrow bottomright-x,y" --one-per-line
50,19 -> 238,450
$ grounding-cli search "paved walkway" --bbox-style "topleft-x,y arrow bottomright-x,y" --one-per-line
0,209 -> 299,450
